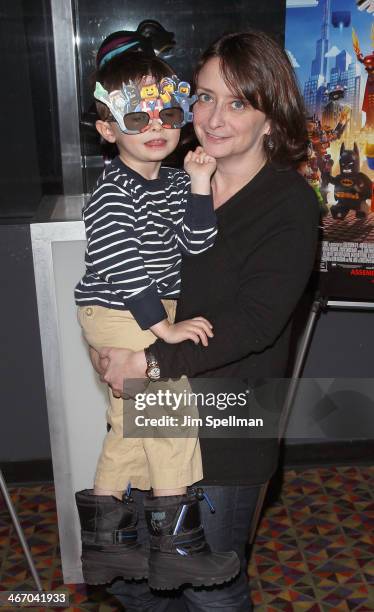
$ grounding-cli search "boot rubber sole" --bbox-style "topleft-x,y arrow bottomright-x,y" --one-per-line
148,553 -> 240,590
82,560 -> 148,585
81,548 -> 148,585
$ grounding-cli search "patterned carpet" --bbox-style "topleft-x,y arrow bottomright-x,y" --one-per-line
0,466 -> 373,611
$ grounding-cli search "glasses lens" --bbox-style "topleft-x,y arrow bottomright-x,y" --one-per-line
159,107 -> 185,128
123,112 -> 150,132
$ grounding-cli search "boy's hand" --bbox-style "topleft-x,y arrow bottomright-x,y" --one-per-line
151,316 -> 214,346
165,317 -> 214,346
184,147 -> 217,195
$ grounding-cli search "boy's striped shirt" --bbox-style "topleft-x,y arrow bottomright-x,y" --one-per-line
75,157 -> 217,329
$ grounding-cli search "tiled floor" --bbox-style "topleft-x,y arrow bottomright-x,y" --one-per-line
0,466 -> 373,611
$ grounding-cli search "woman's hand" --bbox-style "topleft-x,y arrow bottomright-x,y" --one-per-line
89,346 -> 108,381
99,347 -> 146,398
184,146 -> 217,195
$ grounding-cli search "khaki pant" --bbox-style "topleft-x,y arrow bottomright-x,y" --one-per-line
78,303 -> 203,491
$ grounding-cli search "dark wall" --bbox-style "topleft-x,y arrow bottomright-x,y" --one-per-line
0,225 -> 51,461
303,309 -> 374,378
22,0 -> 62,196
0,0 -> 61,220
0,0 -> 42,217
286,299 -> 374,450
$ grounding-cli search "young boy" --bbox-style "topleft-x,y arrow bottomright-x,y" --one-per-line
74,50 -> 239,589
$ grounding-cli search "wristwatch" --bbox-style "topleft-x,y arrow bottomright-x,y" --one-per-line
144,348 -> 161,381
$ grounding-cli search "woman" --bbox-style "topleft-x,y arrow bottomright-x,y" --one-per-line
94,30 -> 319,611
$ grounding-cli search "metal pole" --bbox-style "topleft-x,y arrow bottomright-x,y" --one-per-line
50,0 -> 83,194
327,300 -> 374,310
248,295 -> 374,546
248,294 -> 325,546
278,295 -> 325,440
0,470 -> 43,591
248,481 -> 269,545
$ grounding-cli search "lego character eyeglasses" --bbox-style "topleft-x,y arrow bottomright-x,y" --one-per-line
115,106 -> 185,132
94,75 -> 196,134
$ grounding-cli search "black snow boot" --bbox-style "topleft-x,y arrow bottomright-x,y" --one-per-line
144,489 -> 240,590
75,488 -> 148,584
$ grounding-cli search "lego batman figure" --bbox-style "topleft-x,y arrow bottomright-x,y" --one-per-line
326,142 -> 372,219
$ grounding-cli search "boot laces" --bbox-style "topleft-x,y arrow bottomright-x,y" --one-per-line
172,490 -> 215,556
195,487 -> 215,513
123,482 -> 133,503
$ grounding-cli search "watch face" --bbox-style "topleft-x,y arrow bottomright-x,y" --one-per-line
149,366 -> 161,380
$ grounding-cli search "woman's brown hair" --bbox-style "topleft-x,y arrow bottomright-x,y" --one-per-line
194,31 -> 308,167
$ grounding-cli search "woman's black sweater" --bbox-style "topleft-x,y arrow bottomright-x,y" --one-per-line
152,163 -> 320,485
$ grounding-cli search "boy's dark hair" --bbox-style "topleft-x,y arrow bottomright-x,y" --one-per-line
94,51 -> 175,121
194,31 -> 308,167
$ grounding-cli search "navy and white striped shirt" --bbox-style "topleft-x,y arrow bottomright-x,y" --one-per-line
75,157 -> 217,329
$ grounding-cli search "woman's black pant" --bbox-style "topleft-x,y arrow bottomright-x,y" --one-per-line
108,484 -> 260,611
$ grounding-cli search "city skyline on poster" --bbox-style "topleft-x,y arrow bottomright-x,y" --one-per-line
286,0 -> 374,300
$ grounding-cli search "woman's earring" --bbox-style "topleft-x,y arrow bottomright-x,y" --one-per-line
264,133 -> 274,151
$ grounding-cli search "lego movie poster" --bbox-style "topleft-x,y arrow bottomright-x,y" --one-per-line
286,0 -> 374,300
